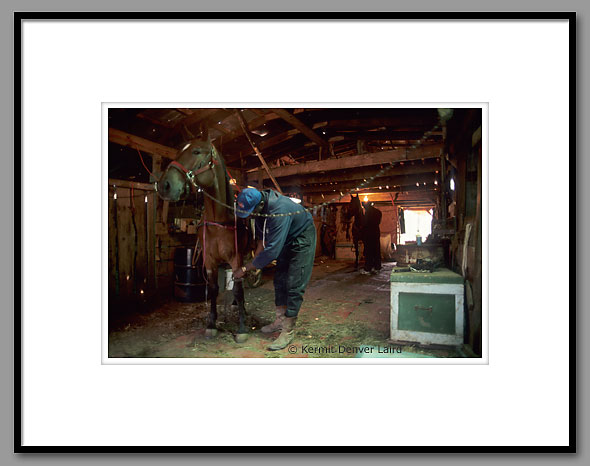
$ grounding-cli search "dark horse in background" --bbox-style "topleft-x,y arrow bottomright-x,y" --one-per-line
343,194 -> 365,270
158,140 -> 251,343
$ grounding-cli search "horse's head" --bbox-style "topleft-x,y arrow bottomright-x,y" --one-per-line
349,194 -> 363,219
158,140 -> 218,201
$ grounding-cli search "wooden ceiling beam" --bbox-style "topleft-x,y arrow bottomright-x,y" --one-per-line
171,108 -> 224,139
324,117 -> 438,129
247,143 -> 443,182
283,173 -> 439,194
108,128 -> 178,160
277,160 -> 440,186
331,130 -> 443,141
174,108 -> 219,128
305,186 -> 438,205
135,112 -> 178,129
176,108 -> 194,116
211,112 -> 271,147
269,108 -> 331,152
257,128 -> 300,151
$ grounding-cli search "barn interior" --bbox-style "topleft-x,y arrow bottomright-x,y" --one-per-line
107,107 -> 483,359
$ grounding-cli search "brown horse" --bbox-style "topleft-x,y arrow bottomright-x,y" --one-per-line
158,140 -> 250,343
343,194 -> 365,270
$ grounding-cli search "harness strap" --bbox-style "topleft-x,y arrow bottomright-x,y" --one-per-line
204,220 -> 236,230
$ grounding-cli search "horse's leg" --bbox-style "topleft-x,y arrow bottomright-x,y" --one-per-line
205,267 -> 219,338
229,253 -> 248,343
354,239 -> 359,270
233,279 -> 248,343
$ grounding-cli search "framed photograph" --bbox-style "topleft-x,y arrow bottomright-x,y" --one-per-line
15,12 -> 575,452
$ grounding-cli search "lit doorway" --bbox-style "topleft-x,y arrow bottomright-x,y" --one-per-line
399,209 -> 433,244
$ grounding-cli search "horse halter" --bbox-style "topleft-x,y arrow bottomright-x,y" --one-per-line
167,147 -> 219,189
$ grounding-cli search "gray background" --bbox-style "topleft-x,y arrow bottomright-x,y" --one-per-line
1,0 -> 585,464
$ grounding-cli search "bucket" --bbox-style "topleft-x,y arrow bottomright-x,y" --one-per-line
174,247 -> 206,302
217,264 -> 234,292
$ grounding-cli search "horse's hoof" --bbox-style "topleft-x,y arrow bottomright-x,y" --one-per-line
205,328 -> 218,338
234,333 -> 249,344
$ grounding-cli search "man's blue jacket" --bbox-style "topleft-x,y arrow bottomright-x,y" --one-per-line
251,190 -> 314,269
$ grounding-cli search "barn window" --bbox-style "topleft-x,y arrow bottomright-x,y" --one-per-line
399,209 -> 432,245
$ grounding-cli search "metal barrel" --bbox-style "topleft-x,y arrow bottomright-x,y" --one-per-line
173,247 -> 206,302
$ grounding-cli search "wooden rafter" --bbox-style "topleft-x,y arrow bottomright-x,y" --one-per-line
247,144 -> 443,182
270,108 -> 331,153
277,160 -> 440,186
305,186 -> 438,205
293,173 -> 439,194
108,128 -> 178,160
170,108 -> 222,139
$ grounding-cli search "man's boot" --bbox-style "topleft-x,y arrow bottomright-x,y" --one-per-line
260,306 -> 286,334
268,317 -> 296,351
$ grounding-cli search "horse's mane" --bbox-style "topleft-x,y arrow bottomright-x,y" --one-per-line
211,143 -> 234,207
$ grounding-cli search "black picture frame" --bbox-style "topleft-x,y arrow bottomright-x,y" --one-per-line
14,11 -> 577,453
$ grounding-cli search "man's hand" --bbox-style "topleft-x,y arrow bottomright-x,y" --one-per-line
233,263 -> 255,279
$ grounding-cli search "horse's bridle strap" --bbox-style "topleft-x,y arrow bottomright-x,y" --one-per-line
169,159 -> 218,179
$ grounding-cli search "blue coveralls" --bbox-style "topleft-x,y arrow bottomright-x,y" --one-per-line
251,190 -> 316,318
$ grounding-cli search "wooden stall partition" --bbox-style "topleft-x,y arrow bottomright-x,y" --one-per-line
108,179 -> 157,301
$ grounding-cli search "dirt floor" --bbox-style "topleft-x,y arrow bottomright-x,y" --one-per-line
108,258 -> 463,359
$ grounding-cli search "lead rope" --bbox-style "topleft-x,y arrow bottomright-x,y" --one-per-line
262,218 -> 267,248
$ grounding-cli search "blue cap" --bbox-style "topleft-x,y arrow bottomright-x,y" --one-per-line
236,188 -> 262,218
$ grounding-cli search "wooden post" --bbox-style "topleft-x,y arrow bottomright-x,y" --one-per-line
162,201 -> 169,224
357,139 -> 366,155
151,156 -> 162,183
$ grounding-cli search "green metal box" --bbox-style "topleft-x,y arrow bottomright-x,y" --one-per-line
390,268 -> 464,346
